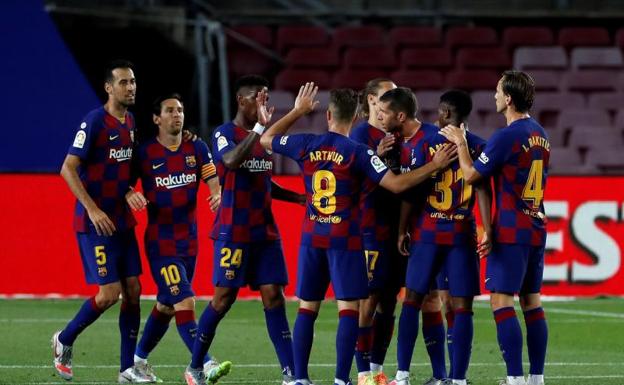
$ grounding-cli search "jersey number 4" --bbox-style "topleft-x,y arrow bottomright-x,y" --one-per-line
522,159 -> 545,209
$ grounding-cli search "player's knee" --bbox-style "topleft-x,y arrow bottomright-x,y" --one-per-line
211,294 -> 236,314
260,286 -> 285,309
96,291 -> 120,309
174,297 -> 195,312
452,296 -> 473,311
420,292 -> 441,312
156,302 -> 176,315
122,278 -> 142,304
490,292 -> 514,310
519,293 -> 541,311
403,289 -> 424,306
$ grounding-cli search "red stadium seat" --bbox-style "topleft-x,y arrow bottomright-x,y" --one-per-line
275,69 -> 331,91
333,26 -> 385,49
558,27 -> 610,49
227,50 -> 274,79
414,90 -> 443,113
549,147 -> 583,175
614,110 -> 624,129
525,70 -> 562,91
445,70 -> 500,90
268,90 -> 294,112
400,48 -> 453,69
532,91 -> 585,128
570,47 -> 624,69
561,70 -> 619,92
513,46 -> 568,70
277,25 -> 329,53
390,70 -> 444,90
344,47 -> 397,69
445,26 -> 498,49
389,26 -> 443,48
588,92 -> 624,113
568,125 -> 622,150
331,69 -> 387,89
456,47 -> 511,69
285,47 -> 340,68
615,28 -> 624,49
502,27 -> 555,50
557,109 -> 612,145
227,25 -> 273,49
585,148 -> 624,174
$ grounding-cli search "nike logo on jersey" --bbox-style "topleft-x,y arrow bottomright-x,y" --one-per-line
152,163 -> 165,170
109,135 -> 119,141
484,278 -> 491,283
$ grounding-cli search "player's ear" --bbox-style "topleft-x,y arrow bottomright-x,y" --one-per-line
104,81 -> 112,95
326,109 -> 332,124
152,114 -> 160,126
397,111 -> 406,123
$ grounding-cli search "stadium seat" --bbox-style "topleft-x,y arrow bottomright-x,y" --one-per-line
277,25 -> 329,53
532,91 -> 585,128
333,26 -> 385,48
309,111 -> 330,133
389,26 -> 443,48
456,47 -> 511,69
570,47 -> 624,69
445,26 -> 498,49
615,28 -> 624,49
331,69 -> 387,89
315,90 -> 331,111
513,46 -> 568,70
568,125 -> 622,150
390,70 -> 444,89
502,27 -> 555,50
227,50 -> 274,79
445,70 -> 500,90
285,47 -> 340,68
227,25 -> 273,49
557,109 -> 612,145
561,70 -> 619,92
400,48 -> 453,69
558,27 -> 610,49
482,111 -> 506,130
470,90 -> 495,114
526,70 -> 562,91
585,147 -> 624,174
588,92 -> 624,113
414,90 -> 443,114
275,69 -> 331,91
344,47 -> 397,69
268,90 -> 294,112
614,110 -> 624,129
549,147 -> 583,175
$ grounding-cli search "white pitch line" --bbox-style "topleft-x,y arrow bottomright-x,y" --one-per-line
472,302 -> 624,319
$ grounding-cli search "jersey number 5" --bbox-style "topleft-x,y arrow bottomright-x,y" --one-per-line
312,170 -> 337,215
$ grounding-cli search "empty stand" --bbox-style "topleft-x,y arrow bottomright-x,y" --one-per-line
558,27 -> 610,49
275,69 -> 331,91
400,48 -> 453,69
277,25 -> 329,53
514,46 -> 568,70
445,26 -> 498,49
456,47 -> 511,69
389,26 -> 443,48
331,69 -> 387,89
445,70 -> 500,90
227,25 -> 273,49
285,47 -> 340,68
333,26 -> 385,48
502,27 -> 555,50
344,47 -> 397,69
561,70 -> 619,92
570,47 -> 623,69
390,70 -> 444,89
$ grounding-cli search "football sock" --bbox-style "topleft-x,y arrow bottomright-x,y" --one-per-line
422,311 -> 447,379
135,305 -> 172,359
527,374 -> 545,385
355,326 -> 372,374
190,303 -> 222,369
119,302 -> 140,372
59,297 -> 102,346
524,307 -> 548,375
451,308 -> 474,381
370,311 -> 395,367
494,307 -> 523,377
293,308 -> 317,381
397,300 -> 421,372
335,310 -> 358,383
264,305 -> 294,376
445,310 -> 455,377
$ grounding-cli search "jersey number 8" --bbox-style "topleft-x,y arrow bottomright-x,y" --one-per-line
312,170 -> 337,215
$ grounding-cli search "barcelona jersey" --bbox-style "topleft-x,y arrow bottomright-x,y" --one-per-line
474,117 -> 550,246
271,132 -> 389,250
67,106 -> 136,233
134,137 -> 216,258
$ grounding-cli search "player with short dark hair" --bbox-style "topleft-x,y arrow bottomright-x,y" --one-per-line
125,93 -> 231,383
440,71 -> 549,385
260,83 -> 457,385
53,59 -> 152,383
185,75 -> 304,385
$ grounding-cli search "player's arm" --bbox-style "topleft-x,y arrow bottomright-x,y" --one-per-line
260,82 -> 319,151
475,179 -> 493,258
271,181 -> 306,205
439,124 -> 483,184
378,144 -> 457,194
397,200 -> 413,256
206,176 -> 221,212
125,151 -> 148,212
60,154 -> 116,236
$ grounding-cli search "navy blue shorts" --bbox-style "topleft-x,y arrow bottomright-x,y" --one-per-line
296,246 -> 369,301
486,243 -> 545,295
212,240 -> 288,290
406,242 -> 480,297
77,229 -> 142,285
149,256 -> 196,306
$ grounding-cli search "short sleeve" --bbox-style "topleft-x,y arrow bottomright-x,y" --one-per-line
67,112 -> 99,160
272,134 -> 314,161
355,144 -> 388,184
211,125 -> 235,163
197,139 -> 217,181
348,124 -> 368,146
473,129 -> 509,178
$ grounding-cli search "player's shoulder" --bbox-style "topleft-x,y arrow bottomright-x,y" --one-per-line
213,121 -> 236,138
349,121 -> 370,139
466,130 -> 486,145
137,136 -> 158,154
80,106 -> 106,129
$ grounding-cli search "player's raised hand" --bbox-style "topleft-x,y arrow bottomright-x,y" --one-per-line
294,82 -> 319,114
125,187 -> 148,211
431,143 -> 458,170
377,134 -> 396,157
397,232 -> 411,256
256,89 -> 275,126
208,193 -> 221,212
439,123 -> 467,147
88,207 -> 116,236
478,230 -> 493,259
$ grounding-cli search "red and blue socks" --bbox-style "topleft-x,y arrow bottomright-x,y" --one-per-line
58,297 -> 102,346
190,303 -> 222,369
494,307 -> 524,377
451,308 -> 474,381
524,307 -> 548,376
119,302 -> 140,372
293,308 -> 317,381
135,305 -> 172,359
335,310 -> 359,384
422,311 -> 447,380
396,300 -> 421,372
355,326 -> 373,374
370,312 -> 395,370
264,306 -> 295,376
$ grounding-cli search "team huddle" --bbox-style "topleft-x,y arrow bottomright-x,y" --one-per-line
52,59 -> 550,385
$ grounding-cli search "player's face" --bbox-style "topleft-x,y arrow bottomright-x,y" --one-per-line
238,86 -> 268,123
156,98 -> 184,136
377,101 -> 400,132
370,81 -> 397,118
495,78 -> 507,113
437,103 -> 451,127
107,68 -> 136,107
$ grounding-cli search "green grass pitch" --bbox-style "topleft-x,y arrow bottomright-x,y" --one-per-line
0,298 -> 623,385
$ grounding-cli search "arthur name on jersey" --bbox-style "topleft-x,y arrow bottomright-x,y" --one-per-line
155,173 -> 197,189
309,150 -> 344,165
109,147 -> 132,162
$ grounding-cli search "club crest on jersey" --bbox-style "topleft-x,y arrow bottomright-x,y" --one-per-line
185,155 -> 197,167
73,130 -> 86,148
169,285 -> 180,296
97,267 -> 107,277
225,269 -> 235,280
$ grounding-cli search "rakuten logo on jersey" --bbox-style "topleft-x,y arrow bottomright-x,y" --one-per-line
240,158 -> 273,172
109,147 -> 133,162
155,173 -> 197,189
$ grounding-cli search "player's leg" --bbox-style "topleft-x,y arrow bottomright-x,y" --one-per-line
519,245 -> 547,385
438,289 -> 453,379
421,290 -> 447,383
335,299 -> 360,385
370,287 -> 399,385
357,291 -> 379,383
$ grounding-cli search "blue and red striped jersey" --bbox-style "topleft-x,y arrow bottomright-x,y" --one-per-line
474,117 -> 550,246
210,122 -> 279,242
67,106 -> 136,233
411,130 -> 486,245
135,137 -> 216,258
272,132 -> 389,250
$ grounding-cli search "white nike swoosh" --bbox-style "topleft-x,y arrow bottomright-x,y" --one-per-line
485,278 -> 491,283
109,135 -> 119,140
152,163 -> 164,169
